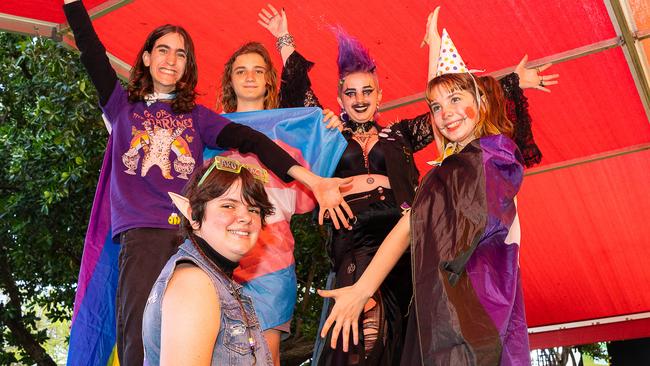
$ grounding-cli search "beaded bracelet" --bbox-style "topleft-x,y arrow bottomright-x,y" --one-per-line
276,33 -> 295,51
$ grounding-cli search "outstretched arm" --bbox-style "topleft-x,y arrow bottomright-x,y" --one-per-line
287,166 -> 353,230
216,122 -> 353,229
318,212 -> 412,351
514,54 -> 559,92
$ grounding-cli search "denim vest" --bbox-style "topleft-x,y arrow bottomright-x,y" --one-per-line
142,239 -> 272,365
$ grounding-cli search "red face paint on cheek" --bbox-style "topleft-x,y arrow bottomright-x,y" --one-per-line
465,107 -> 476,119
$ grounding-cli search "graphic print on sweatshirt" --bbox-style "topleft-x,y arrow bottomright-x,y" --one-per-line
121,109 -> 196,180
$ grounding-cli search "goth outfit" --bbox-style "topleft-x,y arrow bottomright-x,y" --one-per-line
280,52 -> 427,363
402,134 -> 530,365
318,117 -> 432,365
65,3 -> 300,364
280,51 -> 322,108
142,236 -> 273,365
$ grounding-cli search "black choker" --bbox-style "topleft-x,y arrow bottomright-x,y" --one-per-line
190,234 -> 238,277
348,121 -> 375,134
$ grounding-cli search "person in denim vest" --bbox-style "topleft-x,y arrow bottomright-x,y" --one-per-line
142,156 -> 276,365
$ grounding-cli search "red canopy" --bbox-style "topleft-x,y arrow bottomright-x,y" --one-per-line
3,0 -> 650,349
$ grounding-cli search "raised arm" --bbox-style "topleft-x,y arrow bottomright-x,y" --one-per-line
387,7 -> 442,156
507,55 -> 558,166
422,7 -> 442,82
63,0 -> 118,106
257,4 -> 293,64
258,4 -> 322,108
318,212 -> 412,351
514,54 -> 559,93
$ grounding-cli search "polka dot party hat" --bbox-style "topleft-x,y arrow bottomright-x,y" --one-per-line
435,28 -> 468,77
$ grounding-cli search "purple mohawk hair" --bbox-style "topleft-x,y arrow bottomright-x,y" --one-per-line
334,26 -> 377,80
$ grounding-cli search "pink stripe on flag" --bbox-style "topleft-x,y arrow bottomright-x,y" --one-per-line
234,221 -> 295,283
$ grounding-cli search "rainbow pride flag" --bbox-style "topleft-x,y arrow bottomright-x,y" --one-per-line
67,107 -> 346,365
67,134 -> 120,366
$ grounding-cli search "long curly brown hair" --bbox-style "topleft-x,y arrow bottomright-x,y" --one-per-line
426,73 -> 513,148
219,42 -> 279,113
127,24 -> 198,114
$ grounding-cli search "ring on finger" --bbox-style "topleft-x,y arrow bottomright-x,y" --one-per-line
539,79 -> 545,87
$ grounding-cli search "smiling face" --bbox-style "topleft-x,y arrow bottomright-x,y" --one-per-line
230,52 -> 268,105
193,179 -> 262,262
142,32 -> 187,94
337,72 -> 382,123
427,85 -> 478,146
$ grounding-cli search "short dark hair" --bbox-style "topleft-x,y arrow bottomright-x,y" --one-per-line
128,24 -> 198,114
180,159 -> 275,237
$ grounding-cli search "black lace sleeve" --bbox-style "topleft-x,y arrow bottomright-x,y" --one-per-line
393,112 -> 435,152
279,51 -> 322,108
500,73 -> 542,167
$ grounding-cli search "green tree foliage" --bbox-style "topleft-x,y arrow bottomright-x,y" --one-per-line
577,342 -> 610,364
533,343 -> 611,366
282,213 -> 331,365
0,32 -> 106,364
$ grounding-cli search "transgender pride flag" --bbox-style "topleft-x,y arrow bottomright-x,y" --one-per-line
67,107 -> 346,365
206,107 -> 346,329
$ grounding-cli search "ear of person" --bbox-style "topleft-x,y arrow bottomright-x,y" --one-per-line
168,192 -> 191,221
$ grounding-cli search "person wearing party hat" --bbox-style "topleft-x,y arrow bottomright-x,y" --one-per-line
318,9 -> 531,365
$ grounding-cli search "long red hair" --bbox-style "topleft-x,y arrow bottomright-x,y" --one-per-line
426,73 -> 513,148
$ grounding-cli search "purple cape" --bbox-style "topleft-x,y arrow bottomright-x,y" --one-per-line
404,134 -> 530,365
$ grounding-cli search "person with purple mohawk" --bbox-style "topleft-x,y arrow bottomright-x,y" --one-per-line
310,24 -> 427,366
335,26 -> 377,77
